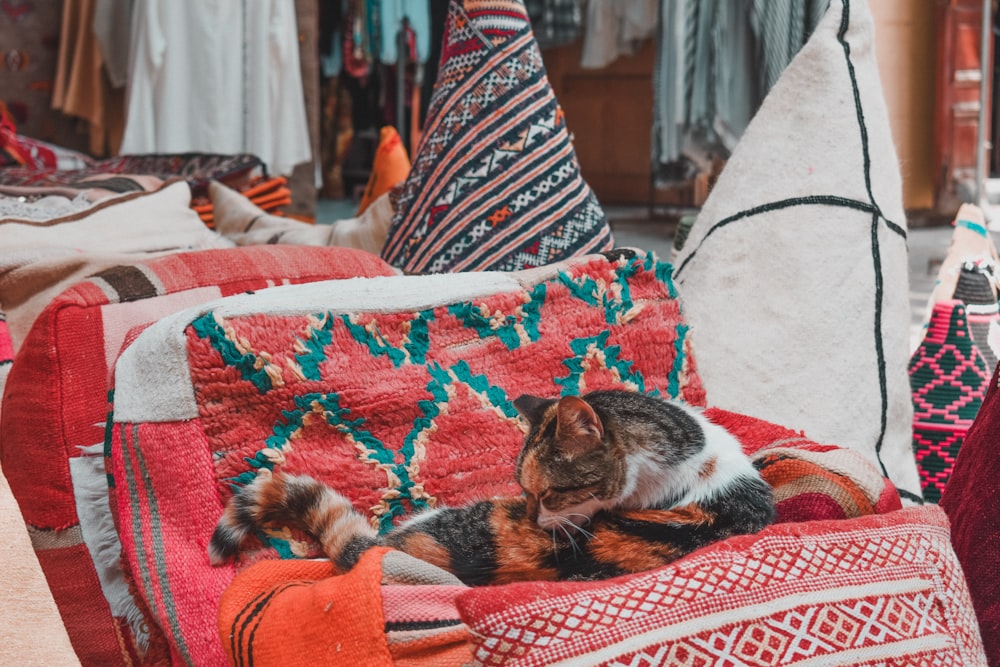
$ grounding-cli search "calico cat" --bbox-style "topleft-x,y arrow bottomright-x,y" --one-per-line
209,390 -> 775,584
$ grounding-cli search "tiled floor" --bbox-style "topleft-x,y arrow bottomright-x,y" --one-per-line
316,198 -> 975,354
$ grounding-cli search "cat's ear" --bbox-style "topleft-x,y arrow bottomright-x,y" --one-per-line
513,394 -> 554,424
555,395 -> 604,455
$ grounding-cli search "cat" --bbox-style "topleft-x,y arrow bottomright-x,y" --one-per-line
209,390 -> 775,584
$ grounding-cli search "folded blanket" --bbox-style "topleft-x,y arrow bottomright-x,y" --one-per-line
210,181 -> 393,255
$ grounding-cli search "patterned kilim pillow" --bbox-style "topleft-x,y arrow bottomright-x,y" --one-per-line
670,0 -> 921,502
356,126 -> 410,216
707,408 -> 902,521
216,548 -> 474,666
380,0 -> 614,273
106,250 -> 703,665
909,300 -> 991,504
0,245 -> 397,666
457,505 -> 987,666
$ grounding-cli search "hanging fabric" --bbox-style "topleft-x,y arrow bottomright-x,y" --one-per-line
652,0 -> 829,184
92,0 -> 131,89
120,0 -> 312,177
525,0 -> 584,50
51,0 -> 126,157
751,0 -> 830,94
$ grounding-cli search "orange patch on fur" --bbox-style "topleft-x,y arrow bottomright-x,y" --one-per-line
617,504 -> 714,526
588,530 -> 684,573
396,532 -> 453,570
490,499 -> 559,583
699,456 -> 718,480
256,475 -> 293,523
518,452 -> 542,495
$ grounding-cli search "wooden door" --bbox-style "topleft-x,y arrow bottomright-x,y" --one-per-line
543,40 -> 692,208
934,0 -> 992,212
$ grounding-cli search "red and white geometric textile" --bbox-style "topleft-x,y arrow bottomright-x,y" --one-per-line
457,506 -> 986,666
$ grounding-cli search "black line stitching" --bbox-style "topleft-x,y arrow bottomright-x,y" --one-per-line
674,195 -> 888,278
869,209 -> 891,480
672,0 -> 918,499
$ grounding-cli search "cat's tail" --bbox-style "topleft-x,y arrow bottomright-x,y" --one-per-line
208,470 -> 378,570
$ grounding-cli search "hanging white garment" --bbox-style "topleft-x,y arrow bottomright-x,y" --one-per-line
120,0 -> 311,177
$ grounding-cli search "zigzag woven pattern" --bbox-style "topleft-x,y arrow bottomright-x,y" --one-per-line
380,0 -> 613,273
909,300 -> 990,503
188,252 -> 702,541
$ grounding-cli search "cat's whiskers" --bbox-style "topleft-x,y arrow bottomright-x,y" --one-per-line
552,515 -> 586,556
558,525 -> 580,556
568,522 -> 595,541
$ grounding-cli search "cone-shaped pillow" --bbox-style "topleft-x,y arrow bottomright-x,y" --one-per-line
952,262 -> 1000,372
920,203 -> 1000,373
356,126 -> 411,216
381,0 -> 613,274
672,0 -> 921,502
909,300 -> 990,504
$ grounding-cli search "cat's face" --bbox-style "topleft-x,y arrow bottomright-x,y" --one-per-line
513,394 -> 627,533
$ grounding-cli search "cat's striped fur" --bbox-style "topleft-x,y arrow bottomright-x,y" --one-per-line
209,391 -> 775,584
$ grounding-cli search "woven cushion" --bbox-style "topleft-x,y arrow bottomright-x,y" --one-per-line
0,181 -> 230,354
909,300 -> 990,504
951,264 -> 1000,371
670,0 -> 921,501
458,505 -> 986,665
217,548 -> 473,666
211,181 -> 395,256
107,250 -> 704,665
707,408 -> 902,521
920,204 -> 1000,371
380,0 -> 613,273
0,245 -> 396,666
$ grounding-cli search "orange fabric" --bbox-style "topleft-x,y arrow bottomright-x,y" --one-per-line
217,549 -> 394,667
390,627 -> 474,667
357,126 -> 411,215
217,548 -> 473,666
241,176 -> 288,199
51,0 -> 124,155
250,187 -> 293,209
